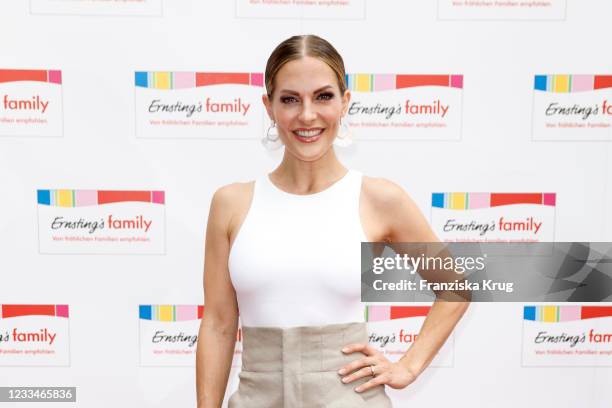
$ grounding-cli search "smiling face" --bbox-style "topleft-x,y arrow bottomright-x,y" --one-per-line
263,56 -> 350,161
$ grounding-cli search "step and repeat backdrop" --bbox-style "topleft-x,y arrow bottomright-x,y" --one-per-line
1,1 -> 611,407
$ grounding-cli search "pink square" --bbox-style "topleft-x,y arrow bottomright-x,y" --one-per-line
176,305 -> 198,321
543,193 -> 556,206
250,73 -> 263,87
469,193 -> 490,209
450,75 -> 463,89
173,72 -> 195,89
48,70 -> 62,84
571,75 -> 594,92
56,305 -> 69,318
559,306 -> 581,322
374,74 -> 395,91
75,190 -> 98,207
152,191 -> 165,204
368,306 -> 390,322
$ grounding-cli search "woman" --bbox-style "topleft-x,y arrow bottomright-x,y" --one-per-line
196,34 -> 469,407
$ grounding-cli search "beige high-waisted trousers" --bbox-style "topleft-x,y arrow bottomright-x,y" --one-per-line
228,321 -> 394,407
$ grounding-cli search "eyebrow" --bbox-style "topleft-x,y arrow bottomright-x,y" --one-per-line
278,85 -> 334,95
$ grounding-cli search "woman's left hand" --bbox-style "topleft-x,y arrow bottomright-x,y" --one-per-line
338,343 -> 418,393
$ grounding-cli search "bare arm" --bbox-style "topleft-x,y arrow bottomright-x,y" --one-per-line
365,177 -> 470,380
196,186 -> 240,408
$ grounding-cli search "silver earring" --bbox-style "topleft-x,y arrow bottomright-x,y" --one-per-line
261,121 -> 283,150
334,117 -> 353,147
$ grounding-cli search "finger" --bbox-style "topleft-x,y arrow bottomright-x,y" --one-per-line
355,373 -> 390,393
343,342 -> 379,357
341,343 -> 366,353
361,343 -> 380,356
341,365 -> 376,384
342,343 -> 381,358
337,356 -> 377,376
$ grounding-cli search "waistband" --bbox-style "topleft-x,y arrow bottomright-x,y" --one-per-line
241,321 -> 368,373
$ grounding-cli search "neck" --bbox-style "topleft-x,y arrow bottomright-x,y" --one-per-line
270,148 -> 348,195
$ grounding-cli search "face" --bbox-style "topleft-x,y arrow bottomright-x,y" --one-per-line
262,56 -> 350,161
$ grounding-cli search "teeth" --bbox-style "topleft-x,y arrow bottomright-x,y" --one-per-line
294,129 -> 323,137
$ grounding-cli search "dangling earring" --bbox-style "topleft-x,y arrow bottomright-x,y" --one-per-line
261,121 -> 284,150
333,117 -> 353,147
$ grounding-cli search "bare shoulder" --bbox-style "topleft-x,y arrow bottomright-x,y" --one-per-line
210,181 -> 254,218
212,181 -> 254,206
361,175 -> 437,242
361,175 -> 411,210
209,181 -> 255,241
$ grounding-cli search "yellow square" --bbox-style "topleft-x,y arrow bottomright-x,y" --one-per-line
57,190 -> 73,207
355,74 -> 372,92
450,193 -> 466,210
154,72 -> 172,90
158,305 -> 174,322
553,75 -> 570,93
542,306 -> 558,322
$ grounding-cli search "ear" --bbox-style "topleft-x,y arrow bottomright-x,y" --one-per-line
341,89 -> 351,116
262,93 -> 275,122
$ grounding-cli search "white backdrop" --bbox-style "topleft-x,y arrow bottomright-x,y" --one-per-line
1,0 -> 611,407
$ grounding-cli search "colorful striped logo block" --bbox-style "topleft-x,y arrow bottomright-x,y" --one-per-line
432,192 -> 556,210
0,69 -> 62,85
365,305 -> 430,322
135,72 -> 263,90
139,305 -> 203,322
534,75 -> 612,93
1,304 -> 69,318
524,305 -> 612,322
37,190 -> 165,207
347,74 -> 463,92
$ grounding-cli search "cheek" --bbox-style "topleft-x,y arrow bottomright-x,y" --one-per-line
273,109 -> 293,127
321,109 -> 342,126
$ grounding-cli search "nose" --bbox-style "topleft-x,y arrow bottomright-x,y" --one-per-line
298,100 -> 317,123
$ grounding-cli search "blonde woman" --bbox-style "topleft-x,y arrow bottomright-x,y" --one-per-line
196,34 -> 469,407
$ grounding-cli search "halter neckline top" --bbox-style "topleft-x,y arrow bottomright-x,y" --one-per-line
228,168 -> 367,327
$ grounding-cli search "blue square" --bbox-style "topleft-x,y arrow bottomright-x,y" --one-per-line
135,71 -> 149,88
139,305 -> 152,320
431,193 -> 445,209
534,75 -> 547,91
523,306 -> 536,321
37,189 -> 51,205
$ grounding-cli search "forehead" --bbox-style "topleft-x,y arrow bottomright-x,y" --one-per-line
275,56 -> 339,93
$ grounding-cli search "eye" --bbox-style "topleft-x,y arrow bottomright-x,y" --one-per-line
318,92 -> 334,101
280,96 -> 298,104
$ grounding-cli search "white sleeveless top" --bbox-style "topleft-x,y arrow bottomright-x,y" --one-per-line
228,169 -> 368,328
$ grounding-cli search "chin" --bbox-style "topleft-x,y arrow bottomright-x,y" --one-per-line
285,142 -> 333,161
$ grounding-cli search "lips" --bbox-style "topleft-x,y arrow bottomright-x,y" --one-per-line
292,128 -> 324,143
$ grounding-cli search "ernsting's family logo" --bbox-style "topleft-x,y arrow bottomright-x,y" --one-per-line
0,305 -> 70,366
147,97 -> 251,118
134,71 -> 264,139
50,215 -> 153,234
139,305 -> 243,367
532,75 -> 612,141
0,69 -> 63,137
345,74 -> 463,140
442,216 -> 543,237
431,192 -> 556,242
37,189 -> 165,254
522,306 -> 612,367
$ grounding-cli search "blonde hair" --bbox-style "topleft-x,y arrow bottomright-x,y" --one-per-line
265,35 -> 347,99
